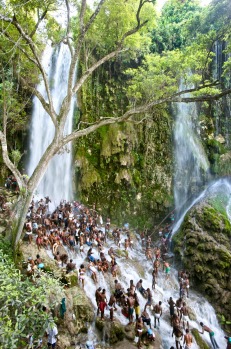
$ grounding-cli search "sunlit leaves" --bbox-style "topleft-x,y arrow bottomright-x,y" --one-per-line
0,241 -> 64,348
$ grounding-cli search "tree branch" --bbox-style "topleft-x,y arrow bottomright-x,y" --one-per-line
0,29 -> 38,66
62,81 -> 231,145
64,0 -> 74,57
0,131 -> 25,189
120,0 -> 149,44
19,77 -> 58,126
30,7 -> 49,38
172,88 -> 231,103
84,0 -> 106,34
72,47 -> 126,94
0,14 -> 55,117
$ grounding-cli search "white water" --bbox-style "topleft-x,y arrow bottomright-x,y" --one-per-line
27,43 -> 75,205
173,177 -> 231,235
174,89 -> 210,217
53,224 -> 227,349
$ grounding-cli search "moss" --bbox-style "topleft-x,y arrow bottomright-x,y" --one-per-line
65,272 -> 78,287
191,329 -> 210,349
109,322 -> 125,344
173,198 -> 231,322
95,317 -> 105,331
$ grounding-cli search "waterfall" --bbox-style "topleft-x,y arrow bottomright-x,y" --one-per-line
27,43 -> 75,205
64,225 -> 227,349
173,86 -> 210,218
172,177 -> 231,234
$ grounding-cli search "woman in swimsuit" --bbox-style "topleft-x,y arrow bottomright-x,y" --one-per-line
79,264 -> 86,287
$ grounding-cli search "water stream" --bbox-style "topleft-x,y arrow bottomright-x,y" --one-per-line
58,218 -> 227,349
27,43 -> 75,205
173,88 -> 210,218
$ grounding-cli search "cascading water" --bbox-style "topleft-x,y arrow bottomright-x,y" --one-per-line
173,86 -> 210,218
27,43 -> 75,205
59,223 -> 227,349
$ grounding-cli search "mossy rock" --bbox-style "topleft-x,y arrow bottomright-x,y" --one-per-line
70,287 -> 95,322
109,322 -> 125,344
65,271 -> 78,287
95,317 -> 105,331
191,328 -> 210,349
173,198 -> 231,322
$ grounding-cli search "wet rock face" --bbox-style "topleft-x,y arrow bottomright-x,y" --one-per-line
173,199 -> 231,324
95,318 -> 125,344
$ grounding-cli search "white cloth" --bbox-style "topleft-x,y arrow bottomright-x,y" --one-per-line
46,325 -> 58,344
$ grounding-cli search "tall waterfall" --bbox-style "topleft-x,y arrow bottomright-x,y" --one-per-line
27,43 -> 75,205
173,89 -> 210,217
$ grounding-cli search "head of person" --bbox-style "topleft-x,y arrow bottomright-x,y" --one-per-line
159,301 -> 162,305
70,259 -> 73,263
200,322 -> 204,327
186,329 -> 189,333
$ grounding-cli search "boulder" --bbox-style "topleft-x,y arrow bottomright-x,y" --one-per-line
173,197 -> 231,324
95,318 -> 125,344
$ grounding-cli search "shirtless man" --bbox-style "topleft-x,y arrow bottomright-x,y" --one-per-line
168,297 -> 175,326
152,269 -> 156,289
180,302 -> 190,329
135,317 -> 143,349
98,289 -> 107,320
66,259 -> 76,274
199,322 -> 219,349
184,277 -> 190,297
184,328 -> 193,349
141,309 -> 151,328
108,294 -> 117,322
114,279 -> 123,304
145,246 -> 152,260
95,287 -> 102,316
144,288 -> 152,311
154,259 -> 160,276
129,280 -> 136,296
176,297 -> 183,317
154,301 -> 162,328
172,326 -> 183,349
127,294 -> 135,324
172,314 -> 180,329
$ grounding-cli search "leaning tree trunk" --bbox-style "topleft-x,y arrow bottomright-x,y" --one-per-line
13,190 -> 34,249
13,136 -> 61,249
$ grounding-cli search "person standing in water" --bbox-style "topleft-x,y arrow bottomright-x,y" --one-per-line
184,328 -> 193,349
153,301 -> 162,328
199,322 -> 219,349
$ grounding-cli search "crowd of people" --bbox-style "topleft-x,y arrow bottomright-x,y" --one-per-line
18,194 -> 229,349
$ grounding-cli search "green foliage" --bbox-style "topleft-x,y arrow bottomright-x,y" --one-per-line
0,238 -> 64,348
218,314 -> 231,325
73,0 -> 156,58
151,0 -> 200,53
0,75 -> 28,135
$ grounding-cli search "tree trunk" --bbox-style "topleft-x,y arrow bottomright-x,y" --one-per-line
13,191 -> 34,249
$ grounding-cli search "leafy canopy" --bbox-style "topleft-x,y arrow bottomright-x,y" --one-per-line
0,239 -> 64,348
